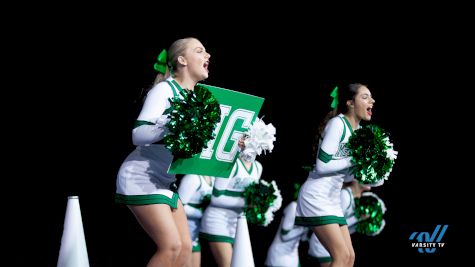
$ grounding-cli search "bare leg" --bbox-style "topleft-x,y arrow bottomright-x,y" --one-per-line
171,201 -> 192,267
209,242 -> 233,267
312,224 -> 352,267
191,252 -> 201,267
339,225 -> 355,267
129,204 -> 182,267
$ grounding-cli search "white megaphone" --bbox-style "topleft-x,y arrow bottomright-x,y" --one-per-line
231,214 -> 254,267
57,196 -> 90,267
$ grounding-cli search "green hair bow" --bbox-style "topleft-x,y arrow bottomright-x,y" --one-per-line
330,86 -> 339,109
154,49 -> 168,74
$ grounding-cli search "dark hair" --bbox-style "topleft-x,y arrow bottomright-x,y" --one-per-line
312,83 -> 366,157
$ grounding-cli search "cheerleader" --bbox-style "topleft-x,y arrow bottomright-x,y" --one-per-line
199,152 -> 262,267
264,184 -> 309,267
116,37 -> 211,267
295,83 -> 375,267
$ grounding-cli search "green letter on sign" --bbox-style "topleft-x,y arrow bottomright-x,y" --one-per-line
168,84 -> 264,177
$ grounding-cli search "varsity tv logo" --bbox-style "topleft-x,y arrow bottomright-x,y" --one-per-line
409,225 -> 448,253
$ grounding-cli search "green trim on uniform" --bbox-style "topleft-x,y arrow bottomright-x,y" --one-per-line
295,215 -> 347,226
186,202 -> 205,211
187,202 -> 201,209
341,115 -> 354,134
199,232 -> 234,244
280,228 -> 290,236
238,157 -> 254,175
115,193 -> 179,209
318,148 -> 332,163
232,164 -> 239,177
166,80 -> 179,97
308,255 -> 333,264
266,260 -> 301,267
212,188 -> 244,197
338,116 -> 347,142
192,242 -> 201,252
171,80 -> 186,94
196,175 -> 203,191
319,256 -> 333,263
134,120 -> 155,128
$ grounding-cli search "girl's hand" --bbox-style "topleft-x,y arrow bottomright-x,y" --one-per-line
348,180 -> 371,198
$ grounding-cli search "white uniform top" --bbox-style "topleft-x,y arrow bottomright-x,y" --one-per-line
296,114 -> 355,225
265,201 -> 309,267
210,157 -> 262,209
116,77 -> 183,206
199,157 -> 262,242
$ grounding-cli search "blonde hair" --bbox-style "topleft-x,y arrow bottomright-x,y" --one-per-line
153,37 -> 197,85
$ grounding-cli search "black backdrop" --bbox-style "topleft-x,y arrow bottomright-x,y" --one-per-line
8,6 -> 469,266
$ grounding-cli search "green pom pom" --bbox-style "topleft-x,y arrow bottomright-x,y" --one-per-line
243,180 -> 282,226
163,85 -> 221,158
355,192 -> 386,236
347,124 -> 397,184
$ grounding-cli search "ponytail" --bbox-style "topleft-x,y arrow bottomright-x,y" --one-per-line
153,71 -> 170,85
312,86 -> 339,157
312,109 -> 338,158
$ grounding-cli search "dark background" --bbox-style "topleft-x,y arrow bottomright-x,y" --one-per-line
7,5 -> 470,266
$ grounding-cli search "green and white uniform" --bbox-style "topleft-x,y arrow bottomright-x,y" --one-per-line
199,157 -> 262,243
307,187 -> 357,263
265,201 -> 309,267
178,174 -> 214,252
296,114 -> 355,226
115,77 -> 186,208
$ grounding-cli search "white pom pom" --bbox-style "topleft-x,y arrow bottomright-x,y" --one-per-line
242,118 -> 276,161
